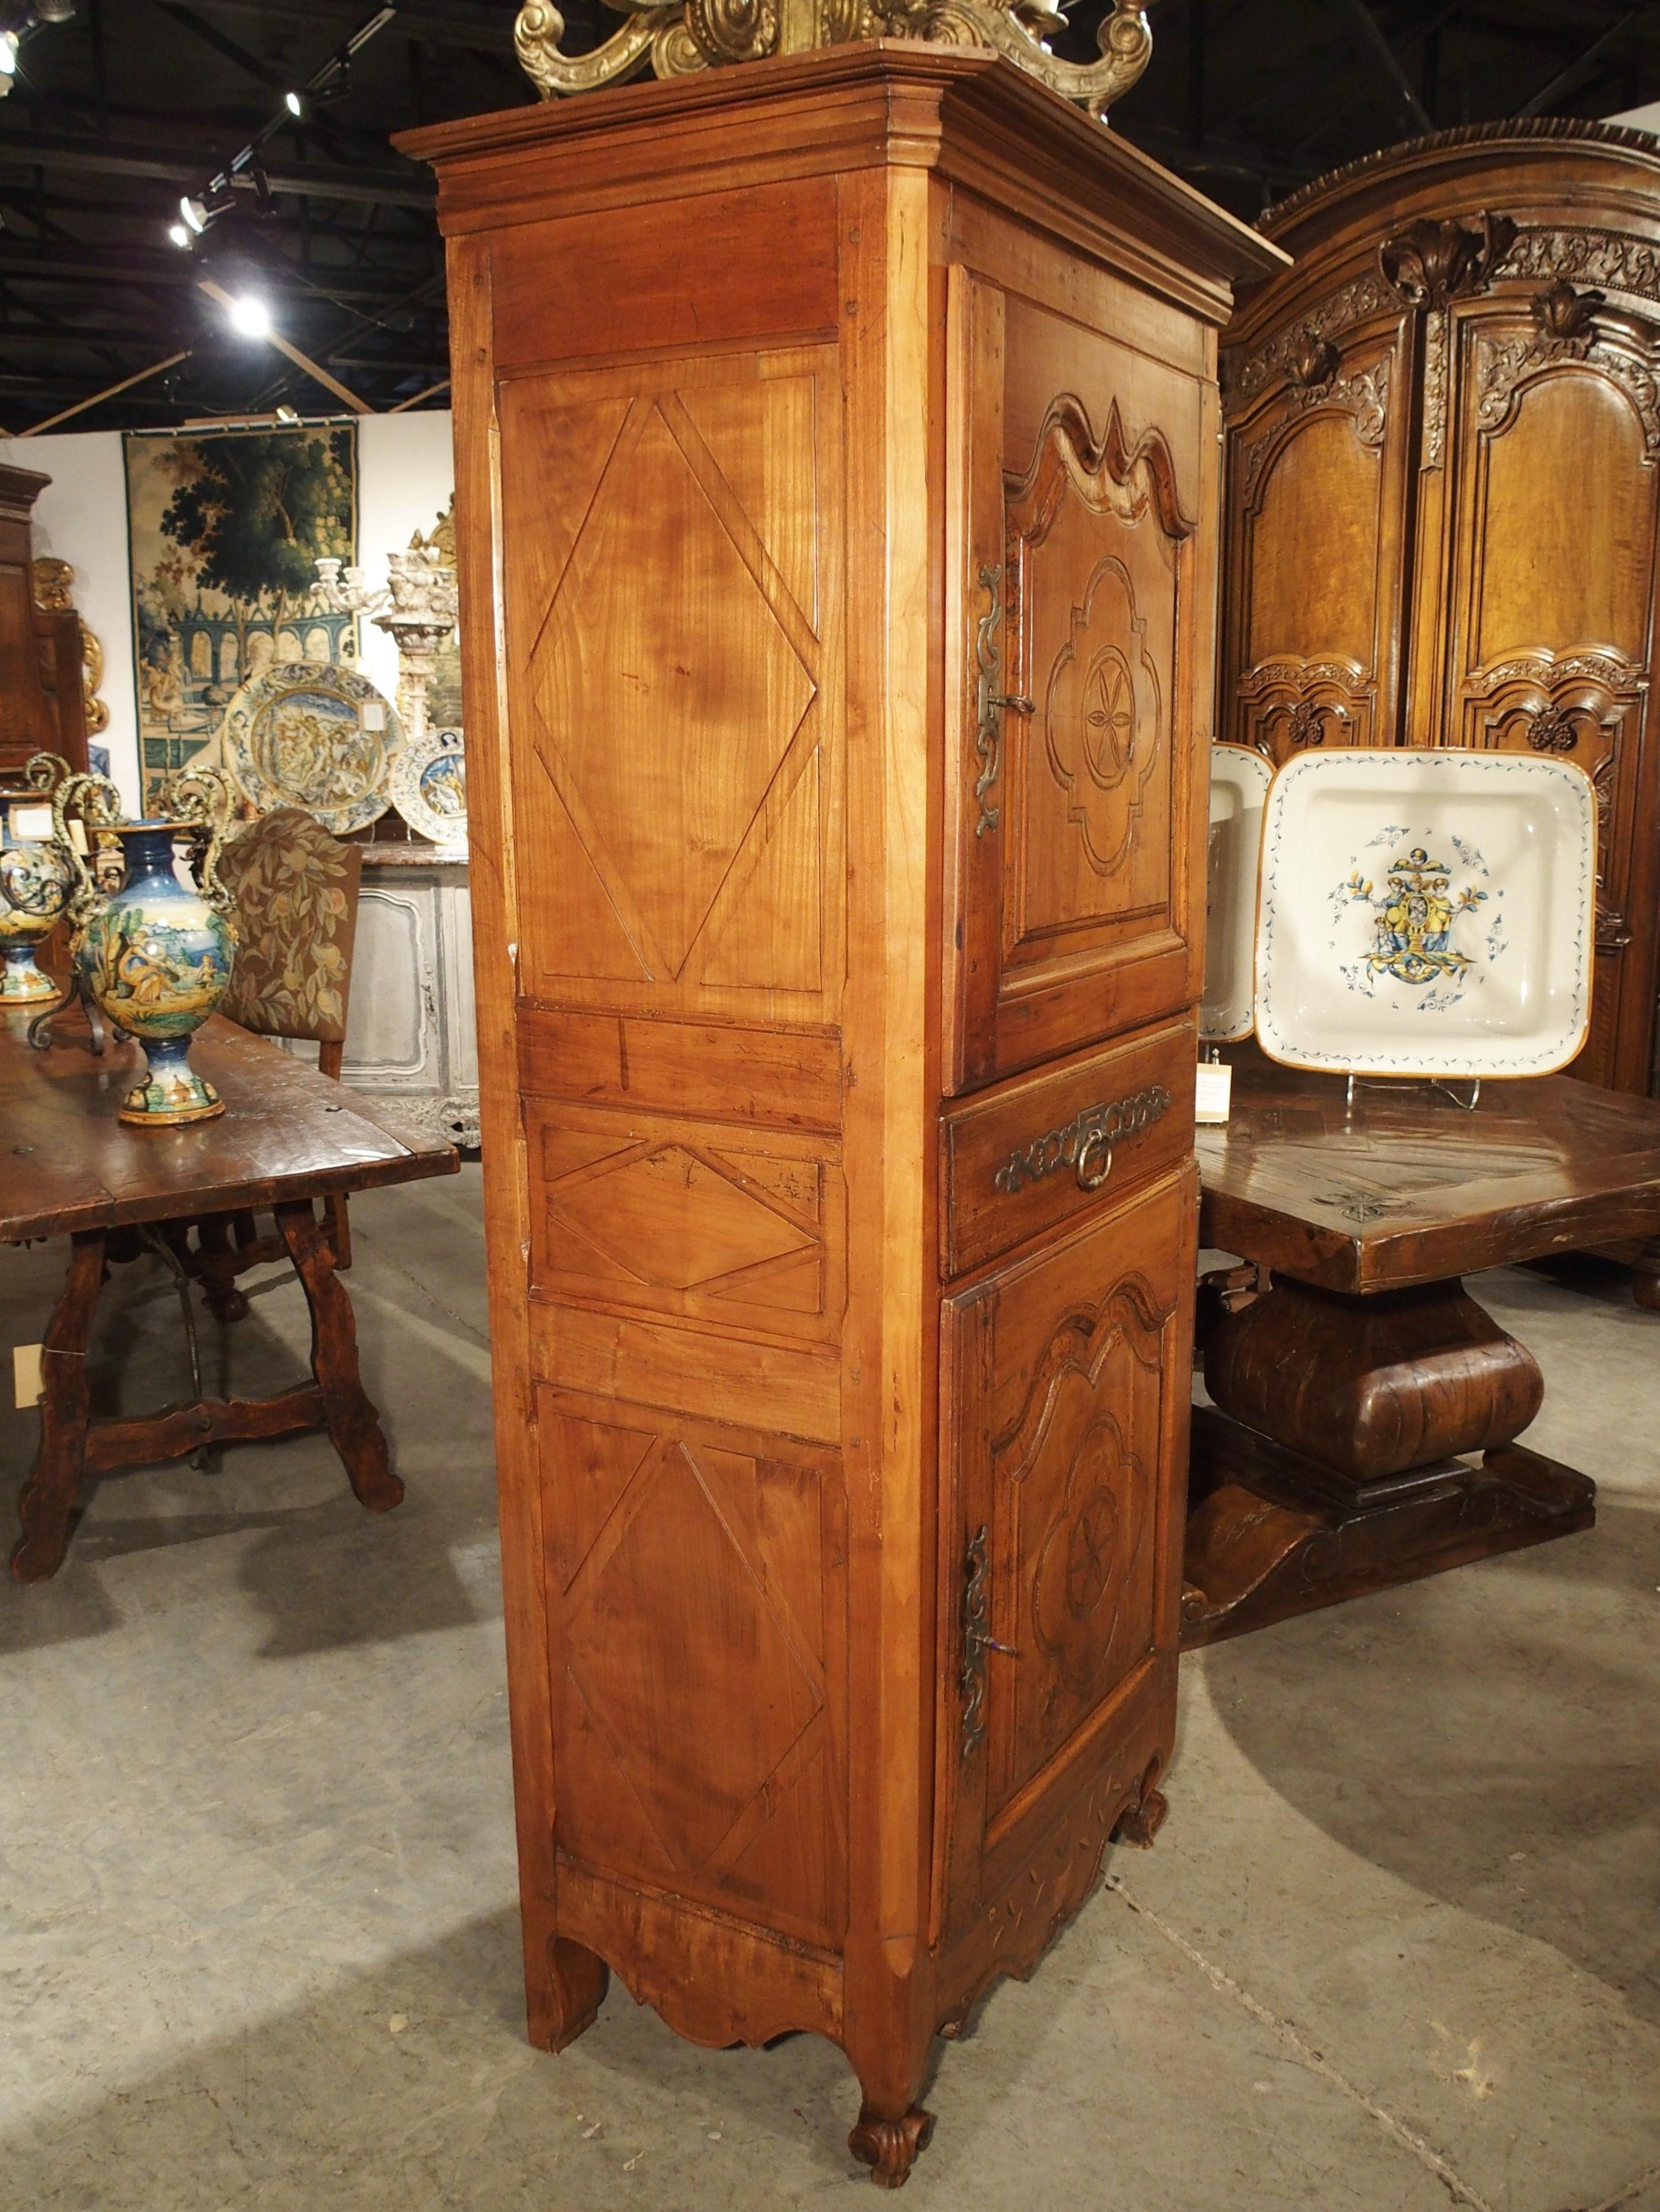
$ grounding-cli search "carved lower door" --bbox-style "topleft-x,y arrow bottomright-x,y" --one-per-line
938,1170 -> 1193,1962
949,274 -> 1209,1089
1433,286 -> 1660,1091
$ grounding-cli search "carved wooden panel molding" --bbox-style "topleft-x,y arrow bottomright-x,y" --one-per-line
1474,285 -> 1660,462
530,1101 -> 845,1342
1236,654 -> 1372,762
1000,390 -> 1191,965
501,344 -> 841,1023
1239,358 -> 1390,508
986,1270 -> 1170,1816
542,1396 -> 847,1951
1225,273 -> 1391,408
1459,649 -> 1642,955
1496,225 -> 1660,311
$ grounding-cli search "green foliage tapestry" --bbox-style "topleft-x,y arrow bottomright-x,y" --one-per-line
125,424 -> 359,810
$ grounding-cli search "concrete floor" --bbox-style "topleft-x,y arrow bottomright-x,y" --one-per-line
2,1167 -> 1657,2211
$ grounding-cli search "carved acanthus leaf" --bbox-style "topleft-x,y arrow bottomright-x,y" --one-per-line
1380,212 -> 1519,309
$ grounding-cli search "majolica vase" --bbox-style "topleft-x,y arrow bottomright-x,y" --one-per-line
0,752 -> 74,1005
55,769 -> 240,1127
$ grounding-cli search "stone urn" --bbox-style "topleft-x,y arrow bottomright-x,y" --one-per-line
54,768 -> 240,1127
0,752 -> 74,1005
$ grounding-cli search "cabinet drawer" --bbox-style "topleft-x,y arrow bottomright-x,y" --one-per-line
941,1018 -> 1194,1279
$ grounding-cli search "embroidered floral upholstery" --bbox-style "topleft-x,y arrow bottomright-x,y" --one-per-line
218,807 -> 362,1045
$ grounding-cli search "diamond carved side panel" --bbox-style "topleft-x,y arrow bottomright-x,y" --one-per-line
541,1404 -> 848,1946
565,1441 -> 821,1871
530,1102 -> 844,1341
554,1146 -> 814,1292
500,350 -> 838,1013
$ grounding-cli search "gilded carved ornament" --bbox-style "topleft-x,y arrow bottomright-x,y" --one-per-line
30,557 -> 110,736
513,0 -> 1154,118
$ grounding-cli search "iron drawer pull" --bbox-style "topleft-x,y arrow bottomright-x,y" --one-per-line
993,1081 -> 1172,1197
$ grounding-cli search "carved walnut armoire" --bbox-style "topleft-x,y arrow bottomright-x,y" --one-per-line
406,50 -> 1278,2185
1221,120 -> 1660,1097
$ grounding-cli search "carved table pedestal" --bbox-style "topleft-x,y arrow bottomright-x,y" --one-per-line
1180,1056 -> 1660,1646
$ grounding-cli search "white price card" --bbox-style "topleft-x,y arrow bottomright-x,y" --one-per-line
1195,1060 -> 1233,1125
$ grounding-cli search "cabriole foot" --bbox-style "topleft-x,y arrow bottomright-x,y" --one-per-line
849,2106 -> 935,2189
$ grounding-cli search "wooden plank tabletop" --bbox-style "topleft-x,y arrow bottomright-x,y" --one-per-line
1,1011 -> 459,1243
1198,1051 -> 1660,1293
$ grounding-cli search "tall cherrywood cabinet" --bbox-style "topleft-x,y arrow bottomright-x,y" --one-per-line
407,50 -> 1277,2184
1221,120 -> 1660,1095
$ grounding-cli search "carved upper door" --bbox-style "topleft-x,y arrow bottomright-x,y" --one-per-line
1221,280 -> 1416,764
938,1169 -> 1193,1946
1434,281 -> 1660,1085
949,276 -> 1209,1091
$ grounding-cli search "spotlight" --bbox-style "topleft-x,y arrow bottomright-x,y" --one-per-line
35,0 -> 79,20
178,193 -> 208,236
167,222 -> 193,249
0,31 -> 18,78
224,293 -> 272,338
275,404 -> 301,426
284,89 -> 304,117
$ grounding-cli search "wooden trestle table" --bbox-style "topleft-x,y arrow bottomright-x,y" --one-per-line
1182,1054 -> 1660,1646
2,1010 -> 458,1581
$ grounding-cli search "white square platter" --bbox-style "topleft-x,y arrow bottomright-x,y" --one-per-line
1201,742 -> 1275,1043
1254,746 -> 1596,1080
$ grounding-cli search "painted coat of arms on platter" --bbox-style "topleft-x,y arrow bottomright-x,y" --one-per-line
1255,748 -> 1596,1079
125,425 -> 359,810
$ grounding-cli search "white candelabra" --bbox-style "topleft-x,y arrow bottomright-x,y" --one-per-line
316,535 -> 458,747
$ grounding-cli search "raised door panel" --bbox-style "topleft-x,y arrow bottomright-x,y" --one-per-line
950,276 -> 1209,1090
1439,290 -> 1660,1089
938,1169 -> 1193,1950
1221,293 -> 1415,763
538,1392 -> 848,1954
497,342 -> 842,1030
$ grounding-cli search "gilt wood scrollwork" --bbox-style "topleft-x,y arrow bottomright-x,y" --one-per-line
514,0 -> 1155,118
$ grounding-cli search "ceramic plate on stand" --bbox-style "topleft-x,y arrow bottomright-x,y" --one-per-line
1201,743 -> 1274,1043
1255,746 -> 1596,1079
221,661 -> 403,836
389,726 -> 467,851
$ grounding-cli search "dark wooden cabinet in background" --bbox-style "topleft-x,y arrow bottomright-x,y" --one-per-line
1220,119 -> 1660,1094
408,48 -> 1277,2185
0,464 -> 88,784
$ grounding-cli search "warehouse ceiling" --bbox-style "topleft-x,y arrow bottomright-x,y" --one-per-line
1,0 -> 1658,435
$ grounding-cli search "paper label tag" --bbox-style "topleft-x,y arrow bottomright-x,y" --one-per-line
361,702 -> 388,732
1195,1061 -> 1233,1125
13,1344 -> 43,1409
8,803 -> 53,841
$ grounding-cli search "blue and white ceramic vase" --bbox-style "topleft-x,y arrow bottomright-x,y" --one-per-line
55,768 -> 240,1127
0,752 -> 73,1005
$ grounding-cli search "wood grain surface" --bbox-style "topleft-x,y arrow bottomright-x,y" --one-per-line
0,1011 -> 457,1243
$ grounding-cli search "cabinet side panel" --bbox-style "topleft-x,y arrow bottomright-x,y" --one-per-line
497,341 -> 843,1031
